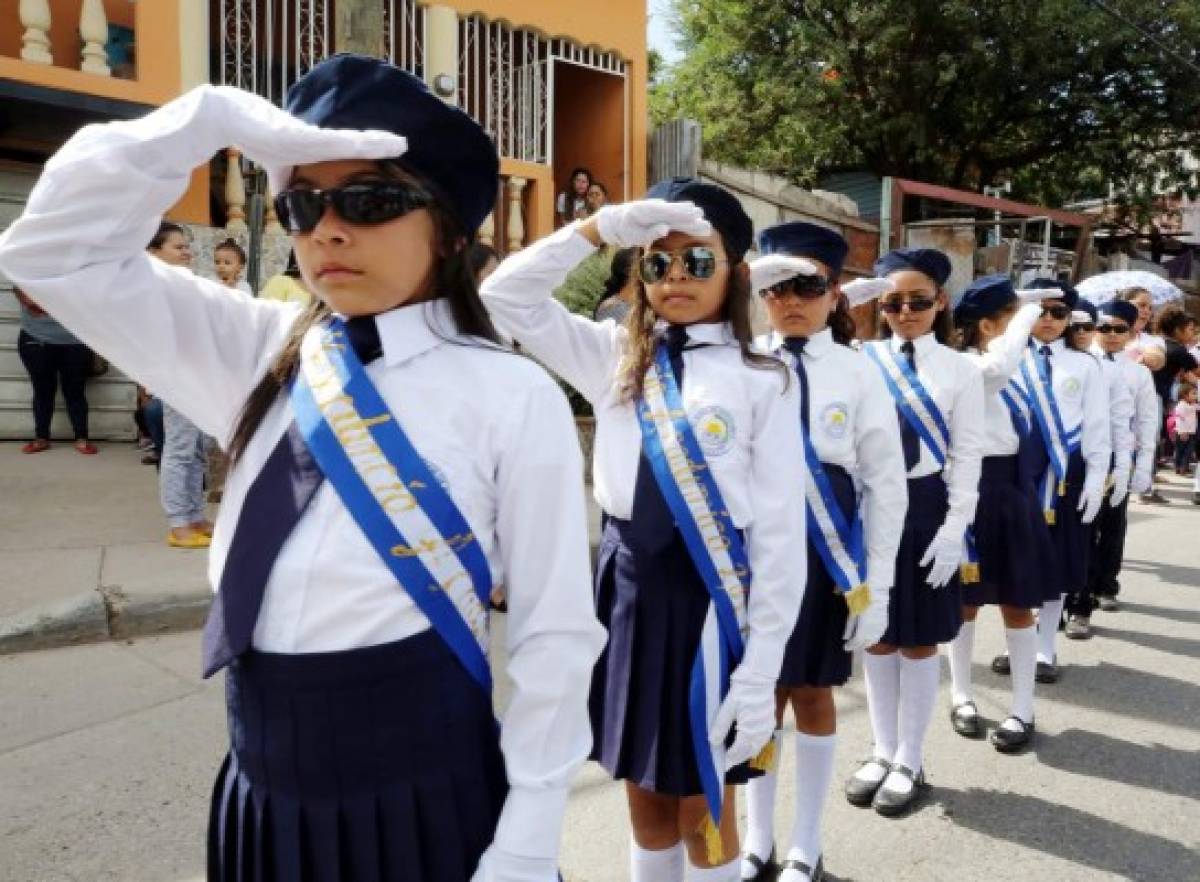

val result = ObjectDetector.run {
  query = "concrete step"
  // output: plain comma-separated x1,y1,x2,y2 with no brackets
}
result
0,402,137,441
0,342,132,383
0,316,19,346
0,289,18,321
0,373,137,409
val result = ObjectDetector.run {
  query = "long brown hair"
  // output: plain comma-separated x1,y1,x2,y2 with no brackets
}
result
617,255,786,400
828,291,858,346
955,300,1018,352
226,160,501,462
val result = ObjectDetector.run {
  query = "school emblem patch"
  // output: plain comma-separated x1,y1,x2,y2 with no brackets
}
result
821,402,850,439
1062,376,1082,398
693,405,737,457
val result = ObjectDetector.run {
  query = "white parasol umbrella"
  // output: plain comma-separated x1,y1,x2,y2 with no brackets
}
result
1076,270,1184,309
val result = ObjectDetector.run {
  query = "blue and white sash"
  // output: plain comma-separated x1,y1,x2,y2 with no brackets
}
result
1019,345,1081,524
999,379,1032,438
635,343,753,853
864,342,951,467
800,431,870,614
290,319,493,691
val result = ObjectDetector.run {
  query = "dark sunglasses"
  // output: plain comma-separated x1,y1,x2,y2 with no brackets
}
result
880,296,937,314
274,183,433,233
638,247,726,284
1071,322,1096,333
1097,323,1130,334
1041,304,1072,320
763,274,830,300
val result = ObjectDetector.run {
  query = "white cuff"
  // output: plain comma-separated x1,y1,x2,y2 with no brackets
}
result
491,786,570,860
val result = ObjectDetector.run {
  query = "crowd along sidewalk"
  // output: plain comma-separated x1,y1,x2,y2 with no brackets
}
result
0,439,605,654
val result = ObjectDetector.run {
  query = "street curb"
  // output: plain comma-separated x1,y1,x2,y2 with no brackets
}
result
0,585,211,656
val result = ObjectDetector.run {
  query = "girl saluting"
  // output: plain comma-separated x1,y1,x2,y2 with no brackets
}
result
0,56,605,882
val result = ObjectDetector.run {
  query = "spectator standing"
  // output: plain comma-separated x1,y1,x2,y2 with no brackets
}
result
13,285,96,455
1173,382,1198,475
556,167,592,226
586,181,609,214
258,252,312,306
147,221,212,548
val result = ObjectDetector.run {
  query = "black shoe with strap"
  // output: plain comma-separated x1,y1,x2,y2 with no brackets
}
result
1035,660,1059,683
872,765,926,817
950,700,983,738
991,653,1011,675
991,716,1035,753
844,758,891,807
779,856,825,881
740,846,777,882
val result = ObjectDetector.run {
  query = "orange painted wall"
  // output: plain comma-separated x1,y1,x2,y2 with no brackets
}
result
553,62,626,203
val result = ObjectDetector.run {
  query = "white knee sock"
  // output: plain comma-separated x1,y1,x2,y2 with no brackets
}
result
741,730,780,870
863,652,901,761
893,654,940,774
632,840,684,882
1037,596,1064,664
784,732,836,870
688,857,740,881
948,620,976,705
1005,625,1037,724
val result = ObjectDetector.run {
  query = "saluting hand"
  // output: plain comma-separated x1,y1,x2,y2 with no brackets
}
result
107,84,408,196
578,199,712,249
748,255,820,293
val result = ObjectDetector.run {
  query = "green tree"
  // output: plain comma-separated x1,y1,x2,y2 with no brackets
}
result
653,0,1200,207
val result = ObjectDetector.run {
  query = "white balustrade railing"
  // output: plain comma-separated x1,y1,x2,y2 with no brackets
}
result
15,0,116,76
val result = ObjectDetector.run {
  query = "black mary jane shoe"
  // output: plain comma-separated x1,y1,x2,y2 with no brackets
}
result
1035,660,1059,684
740,847,777,882
991,653,1011,675
990,716,1035,753
780,856,824,881
950,700,983,738
844,757,891,807
872,764,926,817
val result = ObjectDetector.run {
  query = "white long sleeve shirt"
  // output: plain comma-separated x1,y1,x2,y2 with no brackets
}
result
1023,338,1112,494
868,333,986,536
965,303,1042,457
0,111,606,863
760,328,909,595
1113,352,1160,473
481,224,807,683
1094,350,1135,476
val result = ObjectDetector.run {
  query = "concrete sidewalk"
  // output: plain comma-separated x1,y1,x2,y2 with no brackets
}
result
0,439,606,654
0,441,213,653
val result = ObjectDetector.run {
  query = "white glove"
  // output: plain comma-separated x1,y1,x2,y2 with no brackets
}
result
593,199,712,248
1109,468,1131,507
919,525,964,589
1078,485,1104,523
471,848,557,882
1130,465,1153,495
1015,288,1053,304
842,277,896,308
708,672,776,770
116,85,409,197
748,254,819,292
843,587,890,651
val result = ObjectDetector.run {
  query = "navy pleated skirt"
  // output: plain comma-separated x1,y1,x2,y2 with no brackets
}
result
962,455,1058,609
879,474,963,648
589,517,759,796
778,464,854,688
208,631,507,882
1046,451,1090,595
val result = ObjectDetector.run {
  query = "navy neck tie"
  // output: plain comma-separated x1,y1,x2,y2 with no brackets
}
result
1040,344,1054,379
628,326,694,553
1106,352,1115,362
783,337,811,437
898,341,921,471
201,316,383,678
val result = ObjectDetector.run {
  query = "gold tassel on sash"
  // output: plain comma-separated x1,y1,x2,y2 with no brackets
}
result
1044,509,1056,526
748,734,778,773
960,562,981,584
698,813,725,865
1057,479,1067,496
843,583,871,616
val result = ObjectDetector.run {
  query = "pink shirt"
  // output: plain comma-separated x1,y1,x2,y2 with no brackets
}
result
1175,399,1198,435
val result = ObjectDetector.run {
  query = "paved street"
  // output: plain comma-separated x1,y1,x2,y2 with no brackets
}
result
2,470,1198,881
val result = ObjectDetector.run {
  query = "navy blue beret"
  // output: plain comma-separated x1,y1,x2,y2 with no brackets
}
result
1100,299,1139,327
873,247,952,286
953,273,1016,324
645,177,754,263
285,54,499,234
757,222,849,276
1027,277,1079,309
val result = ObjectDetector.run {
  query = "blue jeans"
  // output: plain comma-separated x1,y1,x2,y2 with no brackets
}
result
159,401,208,528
